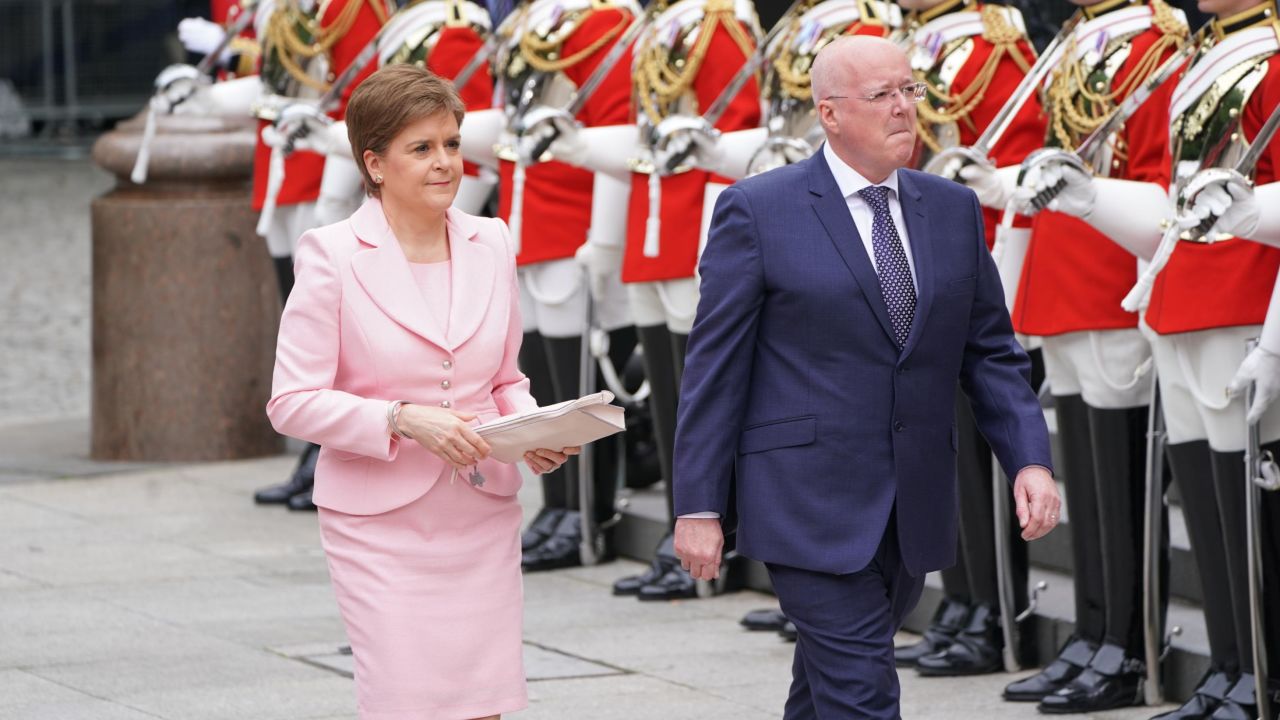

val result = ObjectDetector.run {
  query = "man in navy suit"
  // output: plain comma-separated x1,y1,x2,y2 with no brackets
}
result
672,36,1061,719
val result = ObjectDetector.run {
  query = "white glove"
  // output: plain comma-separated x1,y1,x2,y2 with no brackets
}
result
177,17,229,58
1178,179,1258,238
261,123,287,150
574,241,623,301
275,106,340,156
660,121,721,175
1227,345,1280,425
958,162,1013,209
517,109,585,165
1013,161,1096,218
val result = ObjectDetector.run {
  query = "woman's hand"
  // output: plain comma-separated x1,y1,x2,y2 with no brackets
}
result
524,446,580,475
395,404,491,469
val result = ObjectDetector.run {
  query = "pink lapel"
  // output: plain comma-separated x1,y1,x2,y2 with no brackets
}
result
444,207,496,349
348,199,495,351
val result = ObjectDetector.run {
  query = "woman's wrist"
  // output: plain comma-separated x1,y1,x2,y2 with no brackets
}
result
387,400,414,439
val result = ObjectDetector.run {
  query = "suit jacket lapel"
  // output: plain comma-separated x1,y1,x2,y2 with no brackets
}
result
807,153,897,347
349,199,450,350
444,208,495,349
897,170,935,361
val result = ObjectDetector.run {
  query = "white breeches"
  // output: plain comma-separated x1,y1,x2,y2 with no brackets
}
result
1041,328,1154,409
1148,324,1280,450
626,277,700,335
262,202,317,259
518,258,631,337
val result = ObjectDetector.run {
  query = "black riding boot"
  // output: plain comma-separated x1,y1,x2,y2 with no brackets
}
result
519,331,571,554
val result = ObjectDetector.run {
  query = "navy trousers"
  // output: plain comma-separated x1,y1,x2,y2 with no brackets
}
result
767,511,925,720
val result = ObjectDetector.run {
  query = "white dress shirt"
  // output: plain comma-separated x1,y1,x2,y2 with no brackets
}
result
821,142,918,291
679,147,921,521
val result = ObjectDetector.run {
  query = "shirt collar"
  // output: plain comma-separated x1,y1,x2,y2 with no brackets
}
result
822,142,900,201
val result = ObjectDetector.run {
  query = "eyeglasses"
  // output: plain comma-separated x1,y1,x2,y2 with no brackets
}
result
825,82,928,105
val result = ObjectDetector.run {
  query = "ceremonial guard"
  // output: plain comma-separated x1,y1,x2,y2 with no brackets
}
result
1020,1,1280,716
164,0,391,508
539,0,764,598
1002,1,1188,712
265,0,498,222
459,0,644,572
884,0,1045,677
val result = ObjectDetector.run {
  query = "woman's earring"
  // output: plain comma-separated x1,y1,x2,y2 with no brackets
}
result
374,175,383,184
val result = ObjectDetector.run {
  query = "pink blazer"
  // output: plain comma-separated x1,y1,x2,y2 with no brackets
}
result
266,198,538,516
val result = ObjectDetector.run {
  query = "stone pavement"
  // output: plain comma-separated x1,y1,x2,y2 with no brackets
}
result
0,453,1173,720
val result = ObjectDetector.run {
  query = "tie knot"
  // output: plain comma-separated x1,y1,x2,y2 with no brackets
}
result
858,185,890,209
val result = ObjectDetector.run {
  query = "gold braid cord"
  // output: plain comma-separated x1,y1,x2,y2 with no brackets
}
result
636,0,757,125
518,4,631,74
914,5,1032,153
1045,0,1185,153
770,13,813,101
265,0,388,92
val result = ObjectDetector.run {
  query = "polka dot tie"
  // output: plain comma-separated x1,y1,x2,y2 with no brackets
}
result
858,185,916,349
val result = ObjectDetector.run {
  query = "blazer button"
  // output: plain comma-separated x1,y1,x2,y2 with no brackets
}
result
893,421,904,432
441,380,451,389
442,360,452,370
441,400,452,409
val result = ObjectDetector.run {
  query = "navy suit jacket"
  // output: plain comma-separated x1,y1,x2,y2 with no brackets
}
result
672,150,1053,577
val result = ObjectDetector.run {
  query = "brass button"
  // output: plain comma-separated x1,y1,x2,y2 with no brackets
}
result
441,400,452,409
442,380,451,390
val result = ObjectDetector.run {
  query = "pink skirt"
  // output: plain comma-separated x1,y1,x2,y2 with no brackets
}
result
318,473,527,720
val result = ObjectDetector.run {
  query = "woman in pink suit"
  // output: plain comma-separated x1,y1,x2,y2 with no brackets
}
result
267,64,576,720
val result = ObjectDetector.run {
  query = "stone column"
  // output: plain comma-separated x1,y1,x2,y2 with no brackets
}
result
90,113,283,461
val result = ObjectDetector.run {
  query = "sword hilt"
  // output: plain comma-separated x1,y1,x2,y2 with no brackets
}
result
1015,580,1048,623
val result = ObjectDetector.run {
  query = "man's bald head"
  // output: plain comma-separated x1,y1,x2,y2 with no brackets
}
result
811,35,918,184
810,35,906,104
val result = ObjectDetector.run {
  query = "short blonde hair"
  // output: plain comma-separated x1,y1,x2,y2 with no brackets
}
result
345,64,466,197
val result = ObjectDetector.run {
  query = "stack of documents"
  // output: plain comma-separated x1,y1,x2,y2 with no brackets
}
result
475,391,625,463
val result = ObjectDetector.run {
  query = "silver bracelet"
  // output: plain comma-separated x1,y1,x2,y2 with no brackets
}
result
386,400,413,440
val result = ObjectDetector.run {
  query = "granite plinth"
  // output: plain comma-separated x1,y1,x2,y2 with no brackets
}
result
89,112,282,461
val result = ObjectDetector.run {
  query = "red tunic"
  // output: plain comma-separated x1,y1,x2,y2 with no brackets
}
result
251,0,385,211
425,24,494,177
497,6,637,267
1145,52,1280,335
914,11,1042,249
1013,17,1180,336
621,18,761,284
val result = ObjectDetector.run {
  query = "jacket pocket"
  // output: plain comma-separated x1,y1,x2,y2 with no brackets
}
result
943,275,977,295
739,416,817,455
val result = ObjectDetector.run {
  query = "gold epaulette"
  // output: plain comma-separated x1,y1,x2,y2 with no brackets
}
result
915,4,1031,153
264,0,389,92
636,0,755,125
517,0,630,74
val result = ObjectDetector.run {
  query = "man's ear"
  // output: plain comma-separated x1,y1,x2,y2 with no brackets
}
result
816,101,838,139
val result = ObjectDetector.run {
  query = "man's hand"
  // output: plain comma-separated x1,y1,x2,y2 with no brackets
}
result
1013,466,1060,541
674,517,724,581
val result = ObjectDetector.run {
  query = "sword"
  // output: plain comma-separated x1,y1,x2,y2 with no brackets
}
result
922,10,1084,180
658,0,810,175
577,267,602,566
522,7,657,163
131,3,260,183
1244,337,1277,720
1122,95,1280,311
1141,375,1168,705
1020,32,1201,212
991,461,1047,672
198,2,260,76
